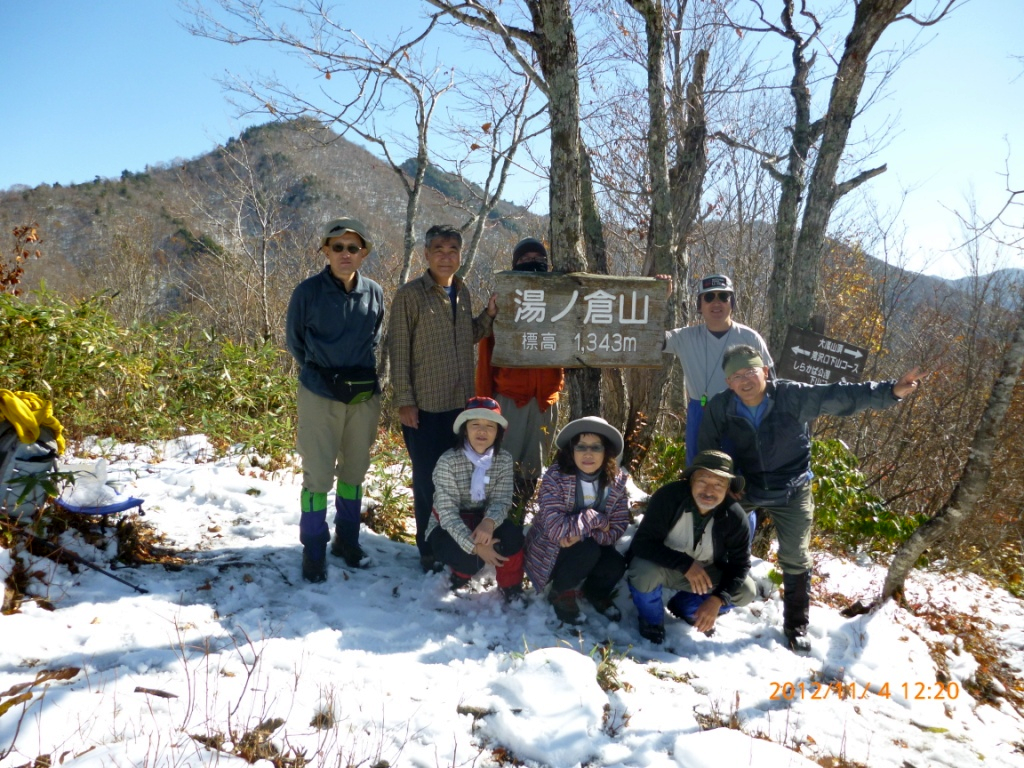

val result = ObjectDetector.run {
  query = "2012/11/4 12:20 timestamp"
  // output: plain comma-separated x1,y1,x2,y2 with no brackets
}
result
768,680,961,701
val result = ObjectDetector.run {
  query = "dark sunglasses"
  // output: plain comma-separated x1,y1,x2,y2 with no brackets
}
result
574,442,605,453
702,291,732,303
330,243,364,254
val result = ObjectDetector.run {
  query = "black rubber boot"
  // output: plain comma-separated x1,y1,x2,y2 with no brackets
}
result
549,589,583,624
782,571,812,653
302,545,328,583
637,616,665,644
332,520,370,568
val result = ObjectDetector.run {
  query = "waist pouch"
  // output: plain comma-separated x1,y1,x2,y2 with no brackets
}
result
310,364,378,404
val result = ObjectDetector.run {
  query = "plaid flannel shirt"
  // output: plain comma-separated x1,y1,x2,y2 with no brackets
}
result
424,447,514,553
389,270,493,413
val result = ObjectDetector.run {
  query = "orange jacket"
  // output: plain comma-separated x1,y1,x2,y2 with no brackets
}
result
476,336,563,411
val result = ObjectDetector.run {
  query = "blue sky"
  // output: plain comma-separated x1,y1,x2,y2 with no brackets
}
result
1,1,1021,279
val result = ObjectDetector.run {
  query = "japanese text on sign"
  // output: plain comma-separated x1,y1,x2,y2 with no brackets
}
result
776,326,868,385
492,272,668,369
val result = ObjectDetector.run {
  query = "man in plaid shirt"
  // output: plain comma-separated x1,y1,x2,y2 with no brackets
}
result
389,224,497,573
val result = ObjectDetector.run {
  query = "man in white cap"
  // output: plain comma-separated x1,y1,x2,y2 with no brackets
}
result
663,274,773,465
286,217,383,582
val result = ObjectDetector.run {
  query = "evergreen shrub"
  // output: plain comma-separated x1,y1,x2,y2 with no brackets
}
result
0,289,295,458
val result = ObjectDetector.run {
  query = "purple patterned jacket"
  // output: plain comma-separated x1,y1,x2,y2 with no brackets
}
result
524,465,630,591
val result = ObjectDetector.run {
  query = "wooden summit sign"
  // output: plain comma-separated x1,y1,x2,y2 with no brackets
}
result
776,326,869,384
490,272,668,368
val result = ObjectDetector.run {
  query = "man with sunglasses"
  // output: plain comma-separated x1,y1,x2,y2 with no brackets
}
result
286,217,384,582
663,275,773,465
699,344,922,652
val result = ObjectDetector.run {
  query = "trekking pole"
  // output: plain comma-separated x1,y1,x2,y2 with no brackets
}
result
23,531,149,595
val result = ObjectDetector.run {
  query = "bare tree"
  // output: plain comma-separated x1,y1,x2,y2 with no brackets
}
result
424,0,604,416
882,307,1023,601
432,70,547,278
91,215,170,326
186,1,455,284
187,1,541,289
176,139,307,344
618,1,712,467
717,0,958,354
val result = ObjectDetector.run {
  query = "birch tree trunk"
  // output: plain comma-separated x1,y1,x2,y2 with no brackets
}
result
527,0,601,416
621,0,708,467
882,311,1024,601
760,0,949,354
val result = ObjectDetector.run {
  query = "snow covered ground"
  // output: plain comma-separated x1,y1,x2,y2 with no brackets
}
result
2,435,1022,768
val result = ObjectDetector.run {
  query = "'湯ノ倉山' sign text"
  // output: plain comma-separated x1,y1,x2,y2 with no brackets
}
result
490,272,669,368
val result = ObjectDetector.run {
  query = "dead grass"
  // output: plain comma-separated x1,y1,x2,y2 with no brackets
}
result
908,601,1024,715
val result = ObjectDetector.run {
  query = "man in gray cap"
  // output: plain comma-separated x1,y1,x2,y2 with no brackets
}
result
476,237,564,515
663,274,773,466
286,217,384,582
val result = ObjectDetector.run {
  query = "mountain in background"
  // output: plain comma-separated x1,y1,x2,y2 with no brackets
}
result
1,118,1018,329
0,119,543,310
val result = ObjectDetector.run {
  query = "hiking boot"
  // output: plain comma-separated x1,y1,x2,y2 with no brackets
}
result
548,589,584,625
587,593,622,622
637,616,665,644
501,583,525,604
331,537,370,569
302,551,327,584
785,628,811,654
420,554,444,574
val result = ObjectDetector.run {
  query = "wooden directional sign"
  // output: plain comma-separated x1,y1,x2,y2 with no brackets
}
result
490,272,669,368
776,326,868,384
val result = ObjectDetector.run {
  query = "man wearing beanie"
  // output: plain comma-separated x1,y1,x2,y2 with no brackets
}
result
476,237,564,515
286,217,384,582
699,343,922,652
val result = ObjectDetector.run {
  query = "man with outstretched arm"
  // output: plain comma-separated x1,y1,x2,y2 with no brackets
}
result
698,343,922,652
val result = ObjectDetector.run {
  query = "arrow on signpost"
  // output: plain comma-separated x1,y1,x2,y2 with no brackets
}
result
792,346,810,357
842,347,863,358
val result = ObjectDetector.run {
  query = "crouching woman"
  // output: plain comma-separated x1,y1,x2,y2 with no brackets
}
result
524,417,630,624
627,450,756,644
424,397,525,601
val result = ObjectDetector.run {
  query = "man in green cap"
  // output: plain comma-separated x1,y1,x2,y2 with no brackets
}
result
699,343,922,651
286,217,384,582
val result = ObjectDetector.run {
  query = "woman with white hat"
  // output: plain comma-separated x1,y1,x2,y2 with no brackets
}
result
424,397,525,601
524,416,631,624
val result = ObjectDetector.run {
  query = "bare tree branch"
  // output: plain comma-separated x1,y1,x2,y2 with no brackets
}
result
834,163,888,199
